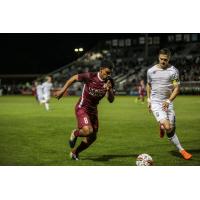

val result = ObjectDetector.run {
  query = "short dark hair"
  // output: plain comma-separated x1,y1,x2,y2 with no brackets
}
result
46,75,52,80
100,59,114,70
159,48,171,57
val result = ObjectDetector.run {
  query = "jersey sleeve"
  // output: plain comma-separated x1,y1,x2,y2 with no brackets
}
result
78,72,91,83
171,68,180,85
147,70,151,84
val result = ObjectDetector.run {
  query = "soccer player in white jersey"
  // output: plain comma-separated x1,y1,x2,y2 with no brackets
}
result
35,81,44,104
41,76,53,111
146,48,192,160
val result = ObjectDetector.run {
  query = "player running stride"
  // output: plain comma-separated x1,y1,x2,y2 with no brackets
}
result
41,76,53,111
55,60,115,160
135,79,146,103
146,48,192,160
35,81,44,104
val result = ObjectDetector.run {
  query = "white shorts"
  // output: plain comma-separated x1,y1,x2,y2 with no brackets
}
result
151,101,175,125
43,94,50,102
37,95,44,103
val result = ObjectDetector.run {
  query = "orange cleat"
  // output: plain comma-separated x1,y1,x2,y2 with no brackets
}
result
180,150,192,160
159,124,165,138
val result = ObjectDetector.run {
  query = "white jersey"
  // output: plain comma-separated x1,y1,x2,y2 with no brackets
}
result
147,65,180,102
42,81,53,98
36,84,43,101
36,85,43,96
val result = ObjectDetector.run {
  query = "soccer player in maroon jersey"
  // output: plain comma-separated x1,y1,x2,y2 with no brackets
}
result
55,60,115,160
137,79,146,103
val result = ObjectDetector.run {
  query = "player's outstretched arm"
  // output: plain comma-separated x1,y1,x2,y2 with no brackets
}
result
55,75,78,100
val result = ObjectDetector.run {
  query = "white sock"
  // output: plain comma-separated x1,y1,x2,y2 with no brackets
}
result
168,133,184,152
45,103,49,111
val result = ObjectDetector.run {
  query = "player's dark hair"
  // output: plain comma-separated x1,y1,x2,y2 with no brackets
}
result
45,75,52,81
159,48,171,57
100,59,114,70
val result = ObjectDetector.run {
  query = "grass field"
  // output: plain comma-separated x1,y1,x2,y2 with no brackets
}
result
0,95,200,166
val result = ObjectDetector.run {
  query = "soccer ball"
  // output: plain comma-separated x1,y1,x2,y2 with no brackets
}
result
136,153,153,166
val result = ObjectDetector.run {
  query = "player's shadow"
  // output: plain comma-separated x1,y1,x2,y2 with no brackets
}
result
83,154,139,162
169,149,200,158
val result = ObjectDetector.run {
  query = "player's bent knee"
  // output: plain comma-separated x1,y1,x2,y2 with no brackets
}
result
165,126,171,132
82,126,93,136
161,122,171,131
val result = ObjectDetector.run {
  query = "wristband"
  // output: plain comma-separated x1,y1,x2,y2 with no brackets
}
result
166,99,171,104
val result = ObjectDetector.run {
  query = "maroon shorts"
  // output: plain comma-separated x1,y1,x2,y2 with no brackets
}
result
75,105,99,133
139,91,145,96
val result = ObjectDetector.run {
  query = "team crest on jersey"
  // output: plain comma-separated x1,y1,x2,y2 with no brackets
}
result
152,71,157,74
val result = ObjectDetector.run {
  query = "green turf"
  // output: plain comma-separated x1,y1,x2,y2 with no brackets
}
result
0,95,200,166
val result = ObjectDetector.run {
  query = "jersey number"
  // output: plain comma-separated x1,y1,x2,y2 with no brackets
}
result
84,117,89,124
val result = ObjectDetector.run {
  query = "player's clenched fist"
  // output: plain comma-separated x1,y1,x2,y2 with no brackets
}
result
54,90,65,100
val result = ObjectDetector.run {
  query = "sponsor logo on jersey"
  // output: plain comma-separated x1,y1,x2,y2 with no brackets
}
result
88,87,105,97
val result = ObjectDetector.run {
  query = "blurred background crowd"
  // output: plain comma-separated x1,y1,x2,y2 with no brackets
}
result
1,33,200,96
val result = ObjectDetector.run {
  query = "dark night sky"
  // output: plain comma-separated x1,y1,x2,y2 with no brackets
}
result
0,33,100,74
0,33,140,75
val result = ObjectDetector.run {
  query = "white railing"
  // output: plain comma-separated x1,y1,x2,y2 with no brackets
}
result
180,81,200,95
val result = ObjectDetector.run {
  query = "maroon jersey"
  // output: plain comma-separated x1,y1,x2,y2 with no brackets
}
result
76,72,107,111
138,84,145,96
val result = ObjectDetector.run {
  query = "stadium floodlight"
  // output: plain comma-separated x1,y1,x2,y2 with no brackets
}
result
74,48,79,52
79,48,84,52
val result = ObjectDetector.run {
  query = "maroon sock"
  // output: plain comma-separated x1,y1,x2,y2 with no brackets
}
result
75,141,90,154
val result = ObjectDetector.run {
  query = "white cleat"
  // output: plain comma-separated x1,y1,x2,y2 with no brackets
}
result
70,152,79,160
69,129,77,148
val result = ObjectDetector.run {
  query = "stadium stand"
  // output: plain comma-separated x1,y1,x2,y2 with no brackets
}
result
1,34,200,95
47,34,200,96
